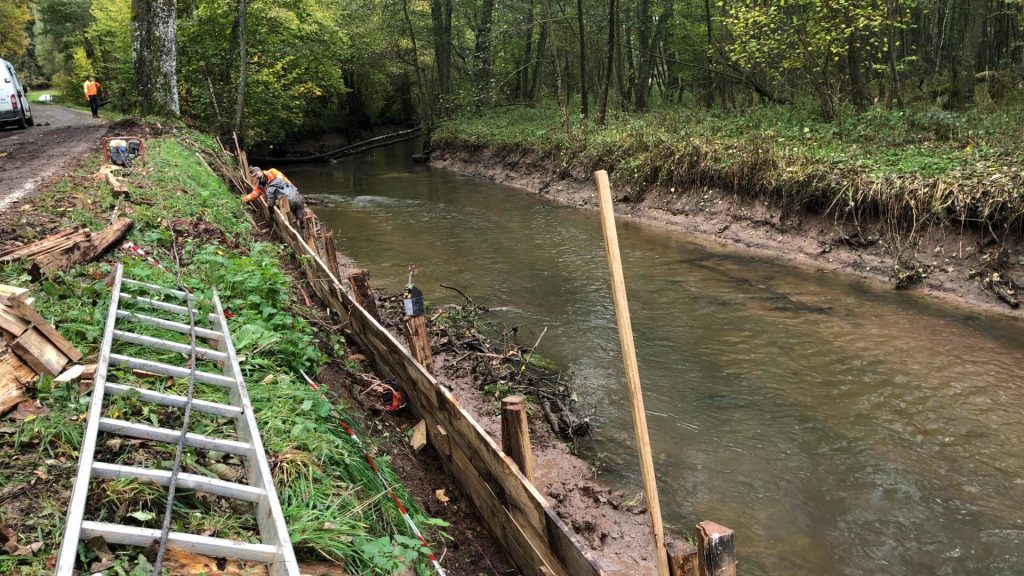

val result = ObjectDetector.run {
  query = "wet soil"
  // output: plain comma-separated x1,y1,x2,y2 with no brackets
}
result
0,105,109,210
432,146,1024,320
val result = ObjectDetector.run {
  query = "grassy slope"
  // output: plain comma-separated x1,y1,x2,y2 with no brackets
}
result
434,103,1024,231
0,129,440,574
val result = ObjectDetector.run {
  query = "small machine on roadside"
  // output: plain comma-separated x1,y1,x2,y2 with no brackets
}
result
101,136,145,167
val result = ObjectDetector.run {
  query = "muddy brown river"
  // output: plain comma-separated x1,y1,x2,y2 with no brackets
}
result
288,141,1024,576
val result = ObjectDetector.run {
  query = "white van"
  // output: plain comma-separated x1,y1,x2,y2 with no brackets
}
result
0,58,33,130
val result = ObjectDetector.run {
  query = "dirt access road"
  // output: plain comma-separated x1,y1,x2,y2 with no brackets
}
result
0,105,108,210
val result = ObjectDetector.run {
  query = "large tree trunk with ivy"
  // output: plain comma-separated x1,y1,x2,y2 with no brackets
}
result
131,0,179,116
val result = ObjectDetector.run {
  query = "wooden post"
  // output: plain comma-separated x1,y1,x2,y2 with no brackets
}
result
347,269,380,321
500,396,535,483
403,315,434,374
667,539,700,576
697,521,736,576
302,213,318,253
323,231,339,273
594,169,670,576
275,197,290,232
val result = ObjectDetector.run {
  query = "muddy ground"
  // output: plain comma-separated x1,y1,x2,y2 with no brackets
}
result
0,104,109,210
432,146,1024,320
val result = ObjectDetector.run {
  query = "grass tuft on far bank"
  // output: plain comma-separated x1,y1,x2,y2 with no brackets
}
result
0,126,441,575
434,103,1024,231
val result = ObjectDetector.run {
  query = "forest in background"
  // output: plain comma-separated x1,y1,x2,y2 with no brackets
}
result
2,0,1023,145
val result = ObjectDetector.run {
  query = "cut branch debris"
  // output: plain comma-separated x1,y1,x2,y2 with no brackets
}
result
0,218,133,272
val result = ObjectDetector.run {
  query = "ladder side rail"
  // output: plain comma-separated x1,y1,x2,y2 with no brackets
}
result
55,264,125,576
211,289,301,576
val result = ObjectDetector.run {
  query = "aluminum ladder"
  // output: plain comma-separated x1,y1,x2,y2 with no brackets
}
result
56,264,299,576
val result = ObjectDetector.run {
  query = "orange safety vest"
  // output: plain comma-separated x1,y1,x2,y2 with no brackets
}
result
83,81,101,98
242,168,292,203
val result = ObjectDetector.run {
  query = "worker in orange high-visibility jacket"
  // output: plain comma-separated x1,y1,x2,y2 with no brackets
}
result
243,166,307,221
83,77,101,118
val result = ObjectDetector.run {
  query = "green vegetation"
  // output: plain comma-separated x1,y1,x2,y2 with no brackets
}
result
0,129,442,575
436,102,1024,230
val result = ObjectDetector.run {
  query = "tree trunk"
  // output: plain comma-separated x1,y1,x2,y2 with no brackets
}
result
402,0,432,124
431,0,453,101
521,1,536,99
131,0,179,116
847,36,867,111
233,0,248,142
596,0,615,124
529,21,548,101
951,0,987,108
474,0,495,88
543,0,570,134
576,0,589,116
634,0,652,111
703,0,713,109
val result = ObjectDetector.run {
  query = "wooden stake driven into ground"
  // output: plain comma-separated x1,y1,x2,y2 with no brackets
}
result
594,169,670,576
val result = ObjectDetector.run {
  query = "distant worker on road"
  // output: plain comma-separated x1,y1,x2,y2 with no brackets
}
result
83,76,101,118
243,166,307,221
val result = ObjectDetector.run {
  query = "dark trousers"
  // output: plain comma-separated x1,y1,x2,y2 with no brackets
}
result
88,95,99,117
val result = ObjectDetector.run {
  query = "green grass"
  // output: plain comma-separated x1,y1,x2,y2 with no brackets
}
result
434,103,1024,232
0,127,441,574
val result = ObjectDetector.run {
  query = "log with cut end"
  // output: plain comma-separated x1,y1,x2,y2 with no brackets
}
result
0,349,36,416
32,218,133,272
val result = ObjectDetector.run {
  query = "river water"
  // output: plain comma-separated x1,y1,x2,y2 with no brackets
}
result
286,141,1024,576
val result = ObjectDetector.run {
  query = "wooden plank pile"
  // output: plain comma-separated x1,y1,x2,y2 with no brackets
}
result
0,285,82,416
0,218,132,272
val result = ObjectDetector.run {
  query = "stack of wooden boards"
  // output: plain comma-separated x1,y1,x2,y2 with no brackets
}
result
0,218,132,272
0,285,82,416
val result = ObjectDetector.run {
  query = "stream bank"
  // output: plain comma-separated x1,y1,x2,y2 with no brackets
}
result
432,143,1024,319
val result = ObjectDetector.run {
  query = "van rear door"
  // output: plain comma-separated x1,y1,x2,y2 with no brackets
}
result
0,63,14,114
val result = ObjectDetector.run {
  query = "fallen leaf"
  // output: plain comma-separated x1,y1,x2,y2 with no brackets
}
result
89,560,115,572
127,511,155,522
87,536,114,561
434,489,449,505
13,541,43,556
33,469,49,481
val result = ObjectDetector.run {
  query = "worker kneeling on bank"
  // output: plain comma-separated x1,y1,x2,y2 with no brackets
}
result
243,166,307,221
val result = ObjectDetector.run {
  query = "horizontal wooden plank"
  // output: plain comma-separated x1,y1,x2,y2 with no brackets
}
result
11,326,69,376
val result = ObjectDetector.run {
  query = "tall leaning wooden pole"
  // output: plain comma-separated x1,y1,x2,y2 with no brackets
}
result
594,170,670,576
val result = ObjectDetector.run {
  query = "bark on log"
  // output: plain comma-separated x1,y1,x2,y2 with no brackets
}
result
347,269,380,322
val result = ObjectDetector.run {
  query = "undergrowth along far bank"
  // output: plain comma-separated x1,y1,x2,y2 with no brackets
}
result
0,127,443,575
433,103,1024,236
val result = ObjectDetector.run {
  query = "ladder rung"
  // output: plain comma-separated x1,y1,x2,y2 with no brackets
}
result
92,462,263,502
119,293,217,322
110,354,235,388
116,310,222,340
121,278,195,301
98,418,251,456
105,383,242,418
79,521,279,563
113,330,226,362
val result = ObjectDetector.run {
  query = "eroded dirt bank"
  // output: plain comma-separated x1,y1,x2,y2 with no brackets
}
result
432,145,1024,319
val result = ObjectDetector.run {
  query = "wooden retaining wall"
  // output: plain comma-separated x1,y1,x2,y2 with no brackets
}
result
255,199,607,576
